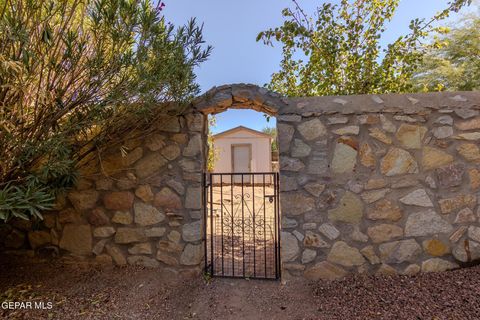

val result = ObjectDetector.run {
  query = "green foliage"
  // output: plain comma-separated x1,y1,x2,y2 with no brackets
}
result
0,0,211,221
257,0,472,97
206,115,218,172
412,8,480,91
262,127,278,152
202,271,212,283
0,181,55,221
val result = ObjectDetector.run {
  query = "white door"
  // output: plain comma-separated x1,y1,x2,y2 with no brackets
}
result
232,144,251,183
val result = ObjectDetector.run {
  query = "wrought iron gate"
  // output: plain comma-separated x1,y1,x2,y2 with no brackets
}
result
204,172,281,280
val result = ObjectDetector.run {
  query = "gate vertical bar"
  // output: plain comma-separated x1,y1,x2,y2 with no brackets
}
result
252,174,256,278
220,174,224,275
273,172,279,279
263,173,267,277
277,172,281,279
203,172,208,273
209,173,214,275
231,175,234,277
241,174,245,277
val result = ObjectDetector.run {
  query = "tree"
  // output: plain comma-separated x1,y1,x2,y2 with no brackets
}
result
262,127,278,152
257,0,472,97
0,0,211,221
412,9,480,91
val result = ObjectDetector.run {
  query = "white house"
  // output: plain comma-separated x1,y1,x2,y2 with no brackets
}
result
212,126,272,183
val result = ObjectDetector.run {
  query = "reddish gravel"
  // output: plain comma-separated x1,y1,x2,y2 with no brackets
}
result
1,255,480,319
311,268,480,320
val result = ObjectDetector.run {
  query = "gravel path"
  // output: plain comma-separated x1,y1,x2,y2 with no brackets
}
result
1,255,480,319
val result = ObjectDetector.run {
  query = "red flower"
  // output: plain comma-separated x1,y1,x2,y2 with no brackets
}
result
157,1,166,11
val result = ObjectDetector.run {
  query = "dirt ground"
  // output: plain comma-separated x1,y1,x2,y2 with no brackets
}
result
1,255,480,320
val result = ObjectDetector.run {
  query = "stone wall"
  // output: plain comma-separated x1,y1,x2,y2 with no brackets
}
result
1,112,207,278
2,83,480,282
277,91,480,281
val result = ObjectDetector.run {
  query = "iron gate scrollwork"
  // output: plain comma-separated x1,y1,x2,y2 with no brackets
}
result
204,172,281,280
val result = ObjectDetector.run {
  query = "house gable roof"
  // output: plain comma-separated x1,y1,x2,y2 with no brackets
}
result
213,126,272,139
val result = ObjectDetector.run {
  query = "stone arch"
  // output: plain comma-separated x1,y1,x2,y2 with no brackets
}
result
192,83,288,180
192,83,287,116
193,83,287,279
192,83,289,176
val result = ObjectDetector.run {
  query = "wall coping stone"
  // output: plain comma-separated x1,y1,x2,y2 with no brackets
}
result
192,83,480,117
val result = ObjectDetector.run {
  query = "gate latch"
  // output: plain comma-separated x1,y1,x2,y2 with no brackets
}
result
265,195,275,203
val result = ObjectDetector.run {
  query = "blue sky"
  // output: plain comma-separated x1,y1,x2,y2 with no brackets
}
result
163,0,470,133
